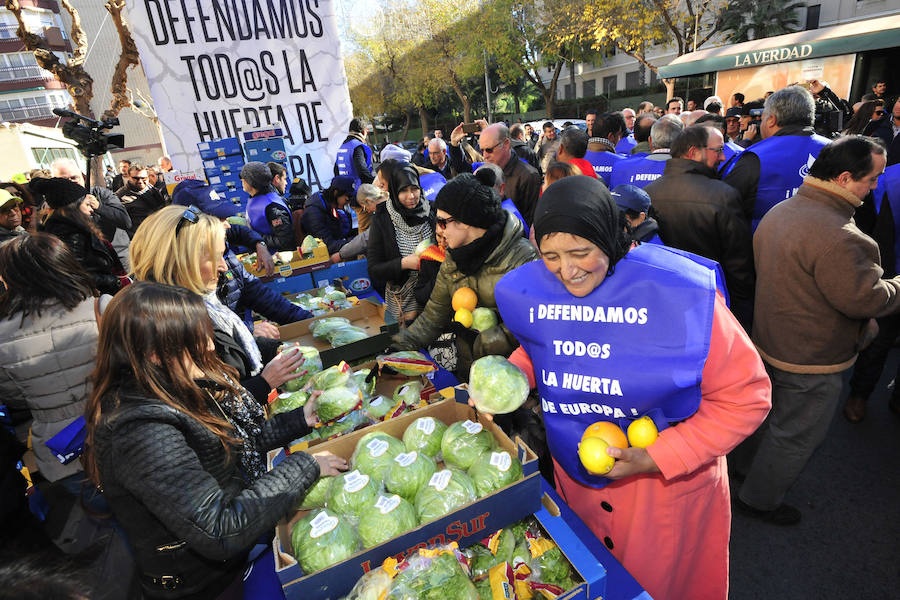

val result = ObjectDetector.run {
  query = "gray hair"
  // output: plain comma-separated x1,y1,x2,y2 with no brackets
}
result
474,162,504,195
49,157,81,176
494,123,510,142
428,137,447,152
649,114,684,150
764,86,815,128
356,183,385,205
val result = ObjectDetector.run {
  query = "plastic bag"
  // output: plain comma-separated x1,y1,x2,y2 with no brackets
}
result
269,390,309,418
310,317,351,340
377,351,437,376
328,325,369,347
385,546,478,600
278,344,322,392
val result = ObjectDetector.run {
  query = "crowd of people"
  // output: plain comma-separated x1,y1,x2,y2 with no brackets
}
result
0,74,897,600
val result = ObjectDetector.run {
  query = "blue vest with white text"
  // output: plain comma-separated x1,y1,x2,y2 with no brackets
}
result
727,133,829,231
502,199,527,233
873,164,900,275
419,171,447,202
247,192,290,236
495,243,715,488
584,151,627,187
335,139,373,189
609,156,668,189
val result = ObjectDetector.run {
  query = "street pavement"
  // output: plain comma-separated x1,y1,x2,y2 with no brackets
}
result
729,352,900,599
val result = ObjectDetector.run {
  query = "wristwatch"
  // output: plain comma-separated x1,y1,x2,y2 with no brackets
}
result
257,241,267,249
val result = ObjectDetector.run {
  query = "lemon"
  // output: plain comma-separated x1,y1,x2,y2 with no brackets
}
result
454,308,473,328
627,416,659,448
578,436,615,475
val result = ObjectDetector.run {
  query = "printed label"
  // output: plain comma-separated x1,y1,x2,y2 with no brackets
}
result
369,396,384,408
490,451,512,472
366,438,389,457
462,420,483,435
395,452,417,467
343,470,369,493
308,511,339,539
416,417,436,435
429,469,452,491
278,392,292,399
375,494,402,515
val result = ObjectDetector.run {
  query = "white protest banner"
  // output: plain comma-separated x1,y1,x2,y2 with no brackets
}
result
125,0,352,190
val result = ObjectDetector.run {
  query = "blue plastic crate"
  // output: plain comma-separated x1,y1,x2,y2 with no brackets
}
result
197,136,242,160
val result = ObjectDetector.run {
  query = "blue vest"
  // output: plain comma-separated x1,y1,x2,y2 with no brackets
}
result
335,139,373,189
502,199,528,233
873,164,900,275
725,133,829,231
609,156,668,189
615,134,637,155
247,192,290,236
495,244,715,488
584,151,627,187
419,171,447,202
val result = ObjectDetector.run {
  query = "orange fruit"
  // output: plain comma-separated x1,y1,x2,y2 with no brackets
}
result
579,437,615,475
451,287,478,312
627,416,659,448
581,421,628,449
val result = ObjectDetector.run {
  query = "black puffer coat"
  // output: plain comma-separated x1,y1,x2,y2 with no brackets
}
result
40,213,125,296
93,381,319,599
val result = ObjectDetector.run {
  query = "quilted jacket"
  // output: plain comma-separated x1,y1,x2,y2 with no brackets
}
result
93,380,319,599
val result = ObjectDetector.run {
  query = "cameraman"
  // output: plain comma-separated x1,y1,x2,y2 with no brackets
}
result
736,101,764,149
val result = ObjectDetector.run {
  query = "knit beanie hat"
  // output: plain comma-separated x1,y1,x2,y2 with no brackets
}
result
239,161,274,194
433,173,504,229
28,177,87,209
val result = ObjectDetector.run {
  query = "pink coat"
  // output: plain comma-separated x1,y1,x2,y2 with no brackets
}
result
509,294,771,600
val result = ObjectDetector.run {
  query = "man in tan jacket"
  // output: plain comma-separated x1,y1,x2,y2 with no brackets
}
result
736,135,892,525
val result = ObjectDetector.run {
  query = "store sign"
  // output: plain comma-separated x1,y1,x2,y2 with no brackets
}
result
125,0,352,191
733,44,814,67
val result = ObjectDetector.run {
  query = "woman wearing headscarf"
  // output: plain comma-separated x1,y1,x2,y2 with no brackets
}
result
31,177,128,296
492,176,771,600
392,173,537,375
366,162,434,324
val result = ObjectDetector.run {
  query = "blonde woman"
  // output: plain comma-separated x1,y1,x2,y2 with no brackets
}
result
129,205,305,402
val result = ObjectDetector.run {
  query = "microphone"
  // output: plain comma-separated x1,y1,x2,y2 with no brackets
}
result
53,107,101,126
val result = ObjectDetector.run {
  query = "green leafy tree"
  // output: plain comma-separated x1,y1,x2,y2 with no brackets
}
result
717,0,806,43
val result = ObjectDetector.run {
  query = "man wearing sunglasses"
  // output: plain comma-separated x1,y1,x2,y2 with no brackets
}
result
866,97,900,166
115,163,166,237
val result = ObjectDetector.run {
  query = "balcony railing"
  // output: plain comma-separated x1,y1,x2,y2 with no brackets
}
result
0,65,46,82
0,103,55,122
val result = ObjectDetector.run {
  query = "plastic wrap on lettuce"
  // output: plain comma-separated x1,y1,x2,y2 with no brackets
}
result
441,420,495,470
385,548,478,600
269,390,309,418
357,494,418,548
277,344,322,392
291,509,359,574
317,409,369,440
353,368,377,398
414,468,476,524
315,386,362,423
468,355,529,415
384,451,436,503
310,317,351,340
377,350,437,376
328,325,369,347
467,450,523,497
402,416,448,458
351,431,405,481
295,476,332,511
325,470,378,518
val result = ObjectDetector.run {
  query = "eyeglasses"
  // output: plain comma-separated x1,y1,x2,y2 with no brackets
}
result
480,140,504,154
435,216,456,228
175,205,200,235
704,146,725,155
875,110,887,116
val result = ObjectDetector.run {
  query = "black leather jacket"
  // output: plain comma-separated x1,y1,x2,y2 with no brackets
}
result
40,214,124,296
94,381,319,599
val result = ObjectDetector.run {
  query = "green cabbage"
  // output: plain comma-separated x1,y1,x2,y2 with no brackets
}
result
467,450,523,497
363,395,396,421
351,432,405,481
414,468,476,524
316,386,361,423
310,317,351,340
269,390,309,417
384,451,436,502
278,345,323,392
325,470,378,517
328,325,369,347
291,509,359,574
353,369,376,398
441,420,494,470
357,494,418,548
470,307,498,332
468,355,529,415
300,235,318,254
393,381,423,408
402,416,448,458
295,476,332,511
323,289,347,303
317,409,368,439
310,364,352,391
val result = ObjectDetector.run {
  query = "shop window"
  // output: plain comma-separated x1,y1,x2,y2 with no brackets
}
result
583,79,596,97
806,5,821,30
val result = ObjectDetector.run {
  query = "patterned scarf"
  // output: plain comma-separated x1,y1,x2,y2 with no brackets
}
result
384,199,432,319
204,292,263,375
202,379,267,481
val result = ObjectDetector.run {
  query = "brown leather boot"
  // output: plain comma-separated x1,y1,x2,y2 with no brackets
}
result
843,394,867,423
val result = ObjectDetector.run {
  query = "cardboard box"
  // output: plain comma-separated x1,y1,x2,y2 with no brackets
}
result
271,397,541,600
277,299,398,367
244,137,288,163
197,136,242,160
203,154,246,178
240,242,331,279
534,483,608,600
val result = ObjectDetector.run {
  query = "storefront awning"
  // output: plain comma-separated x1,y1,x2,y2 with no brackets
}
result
658,15,900,78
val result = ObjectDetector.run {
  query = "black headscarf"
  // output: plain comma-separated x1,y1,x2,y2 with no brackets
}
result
533,176,630,273
387,163,429,226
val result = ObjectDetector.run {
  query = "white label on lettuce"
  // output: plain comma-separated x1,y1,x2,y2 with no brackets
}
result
278,392,292,399
429,469,452,491
398,385,409,397
308,511,339,539
462,420,483,435
490,451,512,472
343,470,369,493
395,452,417,467
366,438,389,457
416,417,436,435
369,396,384,408
375,494,402,515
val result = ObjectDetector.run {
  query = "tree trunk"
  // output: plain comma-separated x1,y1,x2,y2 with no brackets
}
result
401,111,411,141
418,106,430,135
664,78,677,101
544,90,555,119
514,94,521,116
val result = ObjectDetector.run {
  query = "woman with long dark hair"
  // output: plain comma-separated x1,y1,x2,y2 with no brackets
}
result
84,282,346,599
30,177,128,296
0,233,98,485
367,161,435,324
842,100,881,135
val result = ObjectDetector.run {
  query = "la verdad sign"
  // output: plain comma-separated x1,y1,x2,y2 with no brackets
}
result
733,44,814,68
126,0,352,191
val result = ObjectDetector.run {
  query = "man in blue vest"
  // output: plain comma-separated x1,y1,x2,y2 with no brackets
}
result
627,113,656,156
723,85,830,230
584,112,628,186
334,118,374,189
609,114,683,189
240,161,296,250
